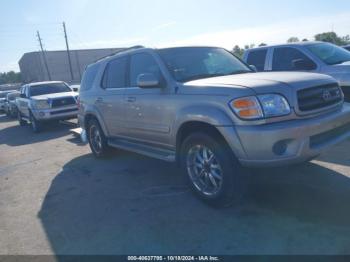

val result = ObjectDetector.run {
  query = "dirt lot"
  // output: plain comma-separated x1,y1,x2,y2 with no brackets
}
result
1,113,350,255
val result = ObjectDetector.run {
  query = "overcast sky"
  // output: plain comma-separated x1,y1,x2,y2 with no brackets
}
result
1,0,350,72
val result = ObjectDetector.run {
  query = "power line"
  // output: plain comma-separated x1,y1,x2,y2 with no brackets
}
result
36,31,52,81
63,22,74,80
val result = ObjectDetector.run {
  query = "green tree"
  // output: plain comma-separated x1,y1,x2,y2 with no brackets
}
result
287,37,300,43
259,43,267,47
0,71,21,84
314,32,350,45
232,45,244,58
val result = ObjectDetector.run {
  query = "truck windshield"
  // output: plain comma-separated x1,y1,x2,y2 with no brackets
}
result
307,43,350,65
157,47,252,82
30,83,72,97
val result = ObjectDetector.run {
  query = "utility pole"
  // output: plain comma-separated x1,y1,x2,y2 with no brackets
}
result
37,31,52,81
63,22,74,81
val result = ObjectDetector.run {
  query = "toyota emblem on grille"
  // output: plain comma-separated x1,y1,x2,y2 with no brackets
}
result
322,90,332,102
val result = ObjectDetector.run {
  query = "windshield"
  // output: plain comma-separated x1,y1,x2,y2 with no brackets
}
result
30,83,72,97
307,43,350,65
157,47,252,82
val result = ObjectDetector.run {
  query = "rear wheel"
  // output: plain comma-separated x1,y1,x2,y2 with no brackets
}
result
87,118,111,158
181,132,245,207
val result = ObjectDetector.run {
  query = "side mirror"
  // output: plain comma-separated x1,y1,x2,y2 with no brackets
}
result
249,65,257,72
72,87,79,92
292,59,316,71
20,93,26,98
137,73,160,88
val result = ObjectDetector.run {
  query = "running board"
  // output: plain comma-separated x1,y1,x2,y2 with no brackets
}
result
108,138,176,162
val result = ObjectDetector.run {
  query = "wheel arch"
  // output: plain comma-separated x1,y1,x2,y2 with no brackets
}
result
83,111,109,137
175,121,231,163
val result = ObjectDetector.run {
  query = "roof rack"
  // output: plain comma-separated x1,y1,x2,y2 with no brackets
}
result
93,45,145,63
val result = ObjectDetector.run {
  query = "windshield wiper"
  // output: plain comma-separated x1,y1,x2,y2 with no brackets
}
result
182,70,252,82
329,60,350,65
182,73,226,82
226,70,252,75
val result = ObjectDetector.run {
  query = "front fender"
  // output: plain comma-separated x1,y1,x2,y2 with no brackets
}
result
172,105,247,159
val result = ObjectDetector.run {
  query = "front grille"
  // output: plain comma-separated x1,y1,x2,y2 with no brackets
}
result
51,97,76,108
50,108,77,115
310,123,350,148
297,84,343,112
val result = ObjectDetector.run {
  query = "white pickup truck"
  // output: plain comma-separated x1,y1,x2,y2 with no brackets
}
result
17,81,78,132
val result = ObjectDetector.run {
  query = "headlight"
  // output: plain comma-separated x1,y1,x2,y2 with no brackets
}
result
230,94,291,120
257,94,291,117
32,100,50,109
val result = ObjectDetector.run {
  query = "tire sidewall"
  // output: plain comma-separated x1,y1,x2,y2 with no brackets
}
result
30,112,41,133
18,111,26,126
87,118,109,158
181,133,244,207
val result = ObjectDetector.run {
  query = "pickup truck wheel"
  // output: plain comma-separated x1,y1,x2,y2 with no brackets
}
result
30,113,42,133
17,112,27,126
87,118,111,158
181,133,245,208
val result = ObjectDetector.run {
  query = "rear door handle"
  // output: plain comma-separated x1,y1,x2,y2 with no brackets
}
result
95,97,103,103
126,97,136,103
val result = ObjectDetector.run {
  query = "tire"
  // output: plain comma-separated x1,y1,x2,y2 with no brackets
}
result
180,132,246,208
29,112,42,133
18,111,27,126
87,118,111,158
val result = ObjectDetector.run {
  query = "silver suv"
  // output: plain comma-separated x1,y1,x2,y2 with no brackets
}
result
243,41,350,101
78,46,350,206
17,81,78,132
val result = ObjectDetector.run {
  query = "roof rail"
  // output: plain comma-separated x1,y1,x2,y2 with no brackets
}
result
93,45,145,63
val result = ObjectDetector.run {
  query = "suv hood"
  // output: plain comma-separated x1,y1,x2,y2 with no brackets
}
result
31,92,78,100
185,72,336,94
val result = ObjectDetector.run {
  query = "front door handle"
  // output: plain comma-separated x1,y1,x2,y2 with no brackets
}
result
127,97,136,103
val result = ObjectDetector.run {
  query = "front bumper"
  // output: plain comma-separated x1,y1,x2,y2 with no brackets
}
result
32,106,78,121
227,103,350,167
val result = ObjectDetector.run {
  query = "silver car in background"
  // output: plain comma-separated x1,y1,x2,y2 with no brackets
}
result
4,91,20,117
0,90,17,112
243,41,350,101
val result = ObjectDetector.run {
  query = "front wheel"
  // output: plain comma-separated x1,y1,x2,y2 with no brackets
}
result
181,132,245,207
30,112,42,133
18,111,27,126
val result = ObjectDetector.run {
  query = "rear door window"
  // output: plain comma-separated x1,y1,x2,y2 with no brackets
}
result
81,63,100,91
272,47,316,71
246,49,267,71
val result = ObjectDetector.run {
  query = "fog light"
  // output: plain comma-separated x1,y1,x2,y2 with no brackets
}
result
273,141,288,156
